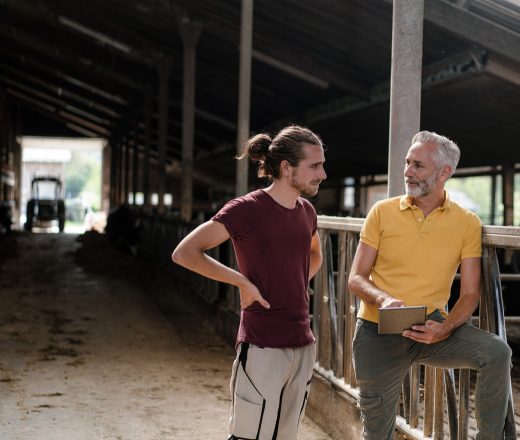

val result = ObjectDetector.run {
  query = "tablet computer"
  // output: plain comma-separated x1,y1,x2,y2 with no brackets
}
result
378,306,427,334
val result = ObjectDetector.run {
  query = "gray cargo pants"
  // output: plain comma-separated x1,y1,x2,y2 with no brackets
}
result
228,342,315,440
352,310,512,440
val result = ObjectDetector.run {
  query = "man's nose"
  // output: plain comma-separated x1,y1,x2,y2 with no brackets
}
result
321,168,327,180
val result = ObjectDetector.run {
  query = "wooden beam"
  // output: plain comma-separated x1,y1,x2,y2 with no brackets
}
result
381,0,520,64
0,23,144,91
0,61,121,120
486,54,520,87
1,75,112,135
307,49,486,124
7,89,104,137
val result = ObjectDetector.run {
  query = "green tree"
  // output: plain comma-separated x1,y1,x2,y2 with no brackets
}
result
64,150,100,209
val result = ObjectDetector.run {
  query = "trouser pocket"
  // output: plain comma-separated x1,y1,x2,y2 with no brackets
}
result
231,362,266,439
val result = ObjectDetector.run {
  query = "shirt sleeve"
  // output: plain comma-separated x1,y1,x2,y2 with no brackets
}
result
211,198,245,239
461,213,482,260
307,200,318,235
360,202,381,250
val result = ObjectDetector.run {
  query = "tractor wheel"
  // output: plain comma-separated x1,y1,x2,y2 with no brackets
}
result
25,200,34,232
58,201,66,232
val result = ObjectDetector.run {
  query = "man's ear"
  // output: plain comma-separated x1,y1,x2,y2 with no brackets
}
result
440,165,452,181
280,160,291,177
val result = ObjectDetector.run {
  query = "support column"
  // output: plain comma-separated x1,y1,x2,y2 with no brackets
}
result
387,0,424,197
132,121,139,205
503,163,515,226
0,89,7,206
490,173,497,225
235,0,253,197
124,139,130,204
180,19,202,222
109,140,117,206
116,142,123,205
157,55,173,213
12,128,21,226
101,141,111,214
143,87,152,209
0,88,6,171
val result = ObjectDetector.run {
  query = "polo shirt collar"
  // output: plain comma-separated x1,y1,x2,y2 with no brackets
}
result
399,191,451,211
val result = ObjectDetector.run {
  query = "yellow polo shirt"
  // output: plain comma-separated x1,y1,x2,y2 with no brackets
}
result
358,192,482,323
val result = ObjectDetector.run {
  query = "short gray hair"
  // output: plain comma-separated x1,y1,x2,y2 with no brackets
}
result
411,131,460,177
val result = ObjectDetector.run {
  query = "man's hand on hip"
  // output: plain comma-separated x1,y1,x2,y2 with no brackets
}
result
239,280,270,310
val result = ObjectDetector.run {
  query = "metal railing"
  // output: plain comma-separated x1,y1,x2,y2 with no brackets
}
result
314,216,520,439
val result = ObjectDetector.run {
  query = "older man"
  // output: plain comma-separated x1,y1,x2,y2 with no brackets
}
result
348,131,512,440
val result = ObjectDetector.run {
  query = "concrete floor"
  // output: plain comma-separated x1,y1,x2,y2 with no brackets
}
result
0,232,331,440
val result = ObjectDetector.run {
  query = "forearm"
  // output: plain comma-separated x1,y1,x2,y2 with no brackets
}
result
348,274,396,307
441,291,479,335
440,257,481,336
173,248,249,289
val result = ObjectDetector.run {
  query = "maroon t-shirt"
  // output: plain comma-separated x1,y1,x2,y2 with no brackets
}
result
212,189,317,348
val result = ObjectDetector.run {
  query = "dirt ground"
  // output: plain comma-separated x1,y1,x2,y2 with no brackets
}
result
0,232,331,440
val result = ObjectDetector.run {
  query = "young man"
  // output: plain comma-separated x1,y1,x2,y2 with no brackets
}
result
348,131,512,440
172,125,327,440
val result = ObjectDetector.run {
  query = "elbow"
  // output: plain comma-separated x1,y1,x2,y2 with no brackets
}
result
347,273,359,294
172,243,200,269
171,246,185,266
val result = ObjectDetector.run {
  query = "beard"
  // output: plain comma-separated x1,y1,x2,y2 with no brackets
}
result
290,174,321,197
405,172,438,197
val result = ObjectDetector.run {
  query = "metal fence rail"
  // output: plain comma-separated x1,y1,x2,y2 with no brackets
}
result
314,216,519,440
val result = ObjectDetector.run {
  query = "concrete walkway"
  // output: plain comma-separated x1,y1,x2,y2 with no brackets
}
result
0,232,331,440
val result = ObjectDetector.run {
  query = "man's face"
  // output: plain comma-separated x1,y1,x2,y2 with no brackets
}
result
289,143,327,197
404,142,441,198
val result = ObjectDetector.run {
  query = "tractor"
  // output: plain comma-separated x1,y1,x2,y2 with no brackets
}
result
24,176,66,232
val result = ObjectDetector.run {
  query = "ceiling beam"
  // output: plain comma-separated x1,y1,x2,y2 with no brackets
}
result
382,0,520,64
252,50,329,89
7,89,105,138
1,75,112,136
486,54,520,87
0,43,132,105
0,61,121,120
307,48,488,123
0,23,144,91
4,0,158,68
168,0,371,97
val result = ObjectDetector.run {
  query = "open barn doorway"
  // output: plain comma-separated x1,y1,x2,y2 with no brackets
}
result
19,137,108,234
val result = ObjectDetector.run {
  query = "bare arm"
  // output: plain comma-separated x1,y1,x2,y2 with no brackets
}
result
403,257,480,344
308,232,323,281
347,242,404,308
171,220,270,309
